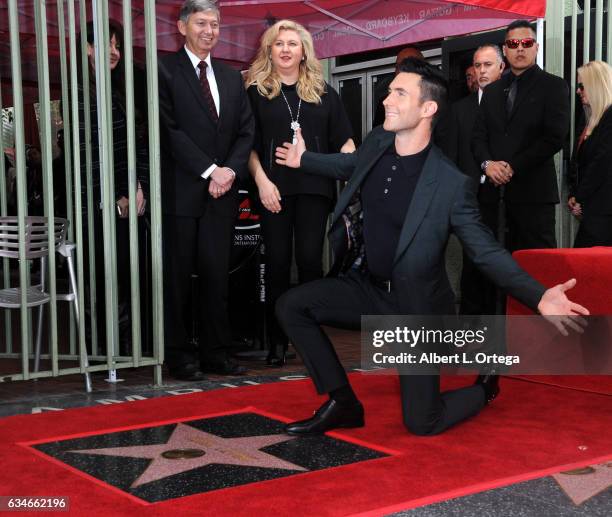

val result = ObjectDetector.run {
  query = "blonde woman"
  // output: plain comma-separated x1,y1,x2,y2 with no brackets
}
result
246,20,354,365
568,60,612,246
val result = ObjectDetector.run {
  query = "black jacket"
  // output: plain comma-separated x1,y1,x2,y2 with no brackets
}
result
301,127,545,315
158,48,254,217
572,106,612,215
442,91,481,194
473,65,570,204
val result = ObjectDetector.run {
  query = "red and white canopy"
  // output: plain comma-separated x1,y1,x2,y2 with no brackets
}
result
0,0,545,104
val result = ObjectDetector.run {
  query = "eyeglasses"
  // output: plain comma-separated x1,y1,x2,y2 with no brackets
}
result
576,82,584,91
504,38,536,49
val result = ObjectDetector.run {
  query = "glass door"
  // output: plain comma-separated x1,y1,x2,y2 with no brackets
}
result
367,68,395,131
336,75,365,146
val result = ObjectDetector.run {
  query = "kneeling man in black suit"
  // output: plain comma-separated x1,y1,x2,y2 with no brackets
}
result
274,58,588,436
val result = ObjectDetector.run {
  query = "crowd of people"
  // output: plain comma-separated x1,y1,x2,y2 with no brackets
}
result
3,0,610,436
155,3,595,436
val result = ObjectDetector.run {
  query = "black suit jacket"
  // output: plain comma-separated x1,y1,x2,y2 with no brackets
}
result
158,48,254,217
573,106,612,215
473,65,569,204
442,92,481,194
301,127,545,315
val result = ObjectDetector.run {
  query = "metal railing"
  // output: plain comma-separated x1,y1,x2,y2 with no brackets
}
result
1,0,609,390
0,0,164,391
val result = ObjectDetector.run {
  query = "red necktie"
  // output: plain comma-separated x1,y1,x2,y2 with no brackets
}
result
197,61,218,123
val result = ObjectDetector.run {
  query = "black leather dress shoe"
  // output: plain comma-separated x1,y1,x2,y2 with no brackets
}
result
285,399,365,435
169,363,205,381
202,358,247,376
475,373,500,404
266,348,287,367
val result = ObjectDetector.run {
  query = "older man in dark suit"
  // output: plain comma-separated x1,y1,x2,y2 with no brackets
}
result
444,44,505,315
274,58,587,437
159,0,254,380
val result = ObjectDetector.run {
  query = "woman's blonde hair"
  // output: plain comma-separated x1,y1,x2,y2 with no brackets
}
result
246,20,325,104
578,60,612,136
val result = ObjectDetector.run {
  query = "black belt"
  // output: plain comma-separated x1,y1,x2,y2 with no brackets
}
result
368,273,393,292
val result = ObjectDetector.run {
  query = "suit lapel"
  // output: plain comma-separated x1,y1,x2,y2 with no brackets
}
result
392,146,439,266
177,49,217,123
331,131,394,225
212,59,226,126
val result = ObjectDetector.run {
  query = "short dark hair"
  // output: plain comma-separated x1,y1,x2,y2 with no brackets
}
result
396,57,448,124
505,20,536,39
85,19,124,48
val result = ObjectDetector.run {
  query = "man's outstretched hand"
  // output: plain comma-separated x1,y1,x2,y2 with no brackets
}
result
537,278,589,336
275,128,306,169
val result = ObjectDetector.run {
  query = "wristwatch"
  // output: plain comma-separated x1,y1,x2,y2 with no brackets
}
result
481,160,491,172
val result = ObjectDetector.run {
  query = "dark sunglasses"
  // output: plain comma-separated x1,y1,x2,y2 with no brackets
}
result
504,38,536,49
576,82,585,91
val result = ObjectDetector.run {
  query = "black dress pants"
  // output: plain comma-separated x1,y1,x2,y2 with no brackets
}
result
83,208,147,353
276,270,487,436
460,202,498,315
162,196,236,369
460,202,556,316
504,202,557,252
574,214,612,247
260,194,331,348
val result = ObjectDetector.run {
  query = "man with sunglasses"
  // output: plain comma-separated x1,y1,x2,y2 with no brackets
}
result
473,20,569,259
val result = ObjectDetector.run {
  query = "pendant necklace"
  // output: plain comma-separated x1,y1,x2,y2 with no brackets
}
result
280,87,302,144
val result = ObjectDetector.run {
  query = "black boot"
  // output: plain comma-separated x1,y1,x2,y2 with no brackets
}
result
266,342,287,367
266,312,288,367
475,372,500,404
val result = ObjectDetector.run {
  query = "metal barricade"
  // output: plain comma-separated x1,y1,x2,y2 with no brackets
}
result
0,0,164,391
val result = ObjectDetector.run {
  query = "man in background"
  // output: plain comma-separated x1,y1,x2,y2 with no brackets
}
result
444,44,505,315
465,65,479,94
473,20,570,256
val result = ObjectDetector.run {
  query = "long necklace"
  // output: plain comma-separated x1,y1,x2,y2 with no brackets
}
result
280,87,302,144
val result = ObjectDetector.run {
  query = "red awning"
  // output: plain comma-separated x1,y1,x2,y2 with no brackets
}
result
210,0,545,63
450,0,546,18
0,0,546,105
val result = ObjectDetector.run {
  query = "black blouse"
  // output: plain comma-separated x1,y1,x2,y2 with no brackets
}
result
78,79,148,212
247,82,353,198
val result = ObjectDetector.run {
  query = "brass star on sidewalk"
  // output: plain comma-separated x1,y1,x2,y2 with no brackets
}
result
69,424,307,488
554,462,612,505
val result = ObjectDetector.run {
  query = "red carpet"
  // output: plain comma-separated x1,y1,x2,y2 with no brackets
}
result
510,375,612,395
506,248,612,397
1,373,612,516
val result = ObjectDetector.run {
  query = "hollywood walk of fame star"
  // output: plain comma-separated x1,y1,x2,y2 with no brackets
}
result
554,462,612,505
68,423,308,488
